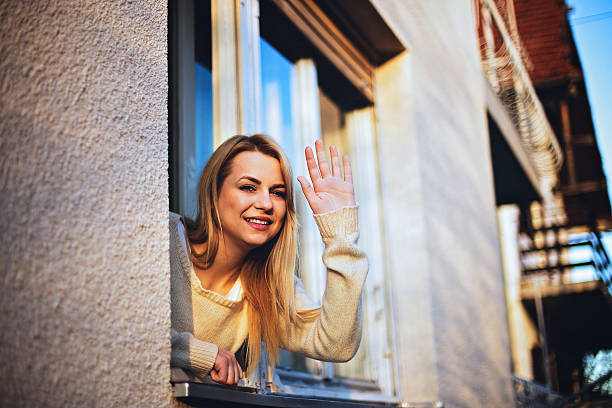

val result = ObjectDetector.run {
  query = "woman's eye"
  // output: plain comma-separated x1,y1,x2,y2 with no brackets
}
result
240,185,256,192
272,190,286,198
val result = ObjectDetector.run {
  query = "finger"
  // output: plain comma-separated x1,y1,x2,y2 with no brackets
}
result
235,358,243,379
330,145,341,177
342,154,353,184
212,365,226,383
315,140,331,177
219,361,228,383
218,353,230,382
233,360,240,384
227,361,235,385
298,176,318,208
229,358,237,384
305,146,321,184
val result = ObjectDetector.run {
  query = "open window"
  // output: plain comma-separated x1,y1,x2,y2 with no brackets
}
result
169,0,404,405
169,0,213,217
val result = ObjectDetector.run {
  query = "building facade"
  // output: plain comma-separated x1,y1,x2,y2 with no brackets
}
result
3,0,597,406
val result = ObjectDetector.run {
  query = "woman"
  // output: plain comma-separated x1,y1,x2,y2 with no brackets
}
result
170,134,367,385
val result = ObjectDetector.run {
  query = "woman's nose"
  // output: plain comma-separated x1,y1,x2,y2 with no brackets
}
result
254,191,273,211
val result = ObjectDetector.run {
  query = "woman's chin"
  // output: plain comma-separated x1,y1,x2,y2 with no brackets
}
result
244,233,282,252
242,236,271,250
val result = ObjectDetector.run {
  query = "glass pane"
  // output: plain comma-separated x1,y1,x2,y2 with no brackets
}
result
182,0,213,218
319,89,348,152
194,61,213,183
260,38,296,163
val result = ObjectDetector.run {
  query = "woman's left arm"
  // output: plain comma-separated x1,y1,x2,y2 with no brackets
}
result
282,205,368,361
284,141,368,362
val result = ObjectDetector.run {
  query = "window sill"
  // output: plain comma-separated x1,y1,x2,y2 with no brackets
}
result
173,381,396,407
273,367,396,404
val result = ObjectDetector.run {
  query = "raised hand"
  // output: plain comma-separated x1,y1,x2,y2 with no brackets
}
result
298,140,356,215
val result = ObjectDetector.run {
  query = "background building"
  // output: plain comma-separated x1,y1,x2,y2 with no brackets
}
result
499,0,612,402
1,0,609,407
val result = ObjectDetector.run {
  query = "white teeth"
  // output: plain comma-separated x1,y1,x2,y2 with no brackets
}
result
245,218,271,225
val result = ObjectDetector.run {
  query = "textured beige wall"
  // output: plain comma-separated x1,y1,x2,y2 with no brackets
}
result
373,0,515,406
0,1,172,406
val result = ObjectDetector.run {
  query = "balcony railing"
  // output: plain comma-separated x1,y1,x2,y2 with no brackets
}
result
512,375,563,408
519,224,612,295
479,0,563,202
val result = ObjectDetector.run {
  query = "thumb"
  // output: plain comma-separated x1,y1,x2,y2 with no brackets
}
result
298,176,317,208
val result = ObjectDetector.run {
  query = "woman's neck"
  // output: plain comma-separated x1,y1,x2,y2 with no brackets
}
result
191,237,247,296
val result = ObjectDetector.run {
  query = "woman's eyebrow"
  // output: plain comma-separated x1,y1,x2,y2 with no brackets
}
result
238,176,261,184
238,176,285,189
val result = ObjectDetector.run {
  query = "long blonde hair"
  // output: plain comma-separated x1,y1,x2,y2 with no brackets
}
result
184,134,299,372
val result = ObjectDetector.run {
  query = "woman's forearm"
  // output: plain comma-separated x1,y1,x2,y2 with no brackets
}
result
170,328,219,376
282,206,368,362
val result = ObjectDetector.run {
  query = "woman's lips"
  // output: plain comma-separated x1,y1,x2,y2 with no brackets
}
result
244,217,272,230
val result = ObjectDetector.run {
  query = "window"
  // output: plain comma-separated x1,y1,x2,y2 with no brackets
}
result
169,0,404,404
260,38,296,162
169,0,212,217
319,90,395,394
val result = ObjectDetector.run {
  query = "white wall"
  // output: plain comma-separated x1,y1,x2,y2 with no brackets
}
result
373,1,515,406
0,1,172,406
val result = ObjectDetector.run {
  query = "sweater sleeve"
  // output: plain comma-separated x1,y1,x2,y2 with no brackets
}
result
171,328,219,376
169,212,220,377
281,205,368,362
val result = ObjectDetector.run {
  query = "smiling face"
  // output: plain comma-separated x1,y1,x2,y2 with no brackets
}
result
217,151,287,253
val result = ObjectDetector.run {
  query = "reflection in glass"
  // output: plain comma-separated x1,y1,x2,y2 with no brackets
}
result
195,61,213,184
260,38,296,163
182,0,213,219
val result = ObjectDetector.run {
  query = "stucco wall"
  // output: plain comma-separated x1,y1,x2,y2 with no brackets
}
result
0,1,171,406
373,0,515,406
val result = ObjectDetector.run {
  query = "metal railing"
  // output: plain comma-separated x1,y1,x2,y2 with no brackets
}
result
519,225,612,295
513,375,563,408
513,371,612,408
479,0,563,203
588,231,612,295
553,369,612,407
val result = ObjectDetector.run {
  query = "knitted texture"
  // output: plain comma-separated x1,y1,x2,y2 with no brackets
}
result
169,206,368,376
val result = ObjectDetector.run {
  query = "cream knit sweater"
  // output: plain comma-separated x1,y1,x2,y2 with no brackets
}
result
169,206,368,377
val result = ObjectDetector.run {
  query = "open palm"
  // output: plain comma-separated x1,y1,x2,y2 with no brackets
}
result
298,140,356,215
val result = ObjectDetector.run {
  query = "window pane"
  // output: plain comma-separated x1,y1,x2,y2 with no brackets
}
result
260,38,296,162
194,61,213,190
171,0,212,218
319,89,348,151
185,1,213,217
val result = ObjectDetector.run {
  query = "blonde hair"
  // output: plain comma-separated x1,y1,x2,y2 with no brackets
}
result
184,134,299,373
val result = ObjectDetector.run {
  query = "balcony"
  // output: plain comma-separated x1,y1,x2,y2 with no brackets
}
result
478,0,563,204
